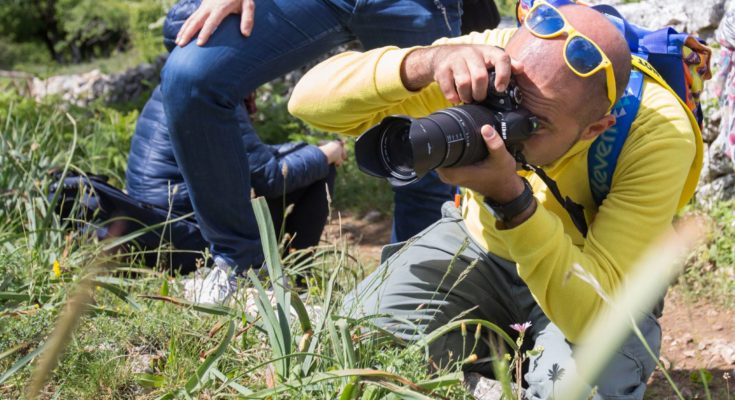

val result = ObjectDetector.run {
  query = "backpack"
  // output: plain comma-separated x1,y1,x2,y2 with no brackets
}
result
49,171,208,273
516,0,710,209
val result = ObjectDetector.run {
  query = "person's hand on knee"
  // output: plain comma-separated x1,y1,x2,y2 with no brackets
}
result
176,0,255,46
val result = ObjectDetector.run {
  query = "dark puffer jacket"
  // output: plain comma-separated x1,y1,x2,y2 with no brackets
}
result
125,0,330,213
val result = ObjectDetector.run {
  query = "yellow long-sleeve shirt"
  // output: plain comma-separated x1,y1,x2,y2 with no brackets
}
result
288,28,703,342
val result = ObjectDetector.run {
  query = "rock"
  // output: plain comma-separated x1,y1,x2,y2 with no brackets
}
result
706,140,735,181
682,333,694,344
29,54,167,107
702,108,722,144
363,210,383,223
697,175,735,208
464,372,523,400
587,0,727,36
706,340,735,364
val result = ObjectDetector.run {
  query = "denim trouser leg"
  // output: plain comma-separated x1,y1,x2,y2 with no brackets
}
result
160,0,462,271
161,1,352,271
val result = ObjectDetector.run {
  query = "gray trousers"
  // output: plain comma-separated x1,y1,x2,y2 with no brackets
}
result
342,202,661,400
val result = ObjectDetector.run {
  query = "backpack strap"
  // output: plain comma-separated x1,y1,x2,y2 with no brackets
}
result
588,69,645,206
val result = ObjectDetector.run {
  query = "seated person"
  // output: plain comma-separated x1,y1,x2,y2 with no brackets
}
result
289,2,702,398
126,84,346,259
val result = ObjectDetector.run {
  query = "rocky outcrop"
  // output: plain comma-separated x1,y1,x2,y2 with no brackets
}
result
587,0,727,37
29,54,167,107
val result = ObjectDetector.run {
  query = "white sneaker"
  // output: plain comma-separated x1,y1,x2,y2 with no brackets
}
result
183,258,238,305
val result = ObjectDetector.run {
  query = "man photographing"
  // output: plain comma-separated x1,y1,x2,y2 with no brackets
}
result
289,2,702,398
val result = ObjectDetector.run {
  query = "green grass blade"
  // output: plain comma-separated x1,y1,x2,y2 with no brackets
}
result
210,367,253,396
290,291,313,333
36,113,77,251
93,280,143,311
138,295,235,316
100,212,196,251
183,320,235,394
246,269,289,377
251,197,292,354
0,342,46,385
414,371,463,390
408,319,517,354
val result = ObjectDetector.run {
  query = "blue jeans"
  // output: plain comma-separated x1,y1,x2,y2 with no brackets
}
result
161,0,461,271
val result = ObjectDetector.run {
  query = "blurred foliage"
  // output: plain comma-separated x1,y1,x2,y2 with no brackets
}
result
0,0,166,70
0,89,138,190
680,200,735,307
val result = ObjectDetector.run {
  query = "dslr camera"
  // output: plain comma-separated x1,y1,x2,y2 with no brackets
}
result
354,71,539,186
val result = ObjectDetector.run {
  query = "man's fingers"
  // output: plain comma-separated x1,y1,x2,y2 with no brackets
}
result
452,62,473,104
240,0,255,36
481,124,505,152
435,69,460,103
490,52,512,92
197,10,227,45
177,11,207,46
467,61,490,102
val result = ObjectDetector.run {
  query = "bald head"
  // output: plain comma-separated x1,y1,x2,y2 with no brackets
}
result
507,4,631,124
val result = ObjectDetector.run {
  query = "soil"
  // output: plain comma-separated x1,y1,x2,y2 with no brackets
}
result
324,211,735,399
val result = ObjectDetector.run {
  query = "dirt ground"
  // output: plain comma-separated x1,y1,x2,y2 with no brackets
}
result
324,211,735,399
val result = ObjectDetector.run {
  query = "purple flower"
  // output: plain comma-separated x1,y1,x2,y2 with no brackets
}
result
510,321,532,334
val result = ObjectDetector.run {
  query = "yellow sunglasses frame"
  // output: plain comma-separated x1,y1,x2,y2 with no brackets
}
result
524,0,617,113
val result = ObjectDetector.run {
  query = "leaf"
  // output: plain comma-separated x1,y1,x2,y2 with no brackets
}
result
100,212,196,252
249,369,438,399
135,372,165,388
0,342,46,385
408,319,517,354
246,269,289,378
290,291,313,334
159,279,169,296
251,197,292,360
415,372,463,390
93,280,142,311
210,367,253,396
690,369,713,385
139,295,235,316
184,320,235,394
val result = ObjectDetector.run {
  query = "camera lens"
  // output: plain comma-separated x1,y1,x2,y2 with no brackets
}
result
353,74,538,187
379,121,415,179
409,104,496,176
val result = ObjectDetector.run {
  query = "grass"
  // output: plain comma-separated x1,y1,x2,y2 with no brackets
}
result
679,201,735,308
0,77,733,399
0,89,469,399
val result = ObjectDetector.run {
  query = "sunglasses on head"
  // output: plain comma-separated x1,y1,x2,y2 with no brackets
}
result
524,0,616,113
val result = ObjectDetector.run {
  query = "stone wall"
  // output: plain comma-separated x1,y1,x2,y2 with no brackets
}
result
29,54,167,107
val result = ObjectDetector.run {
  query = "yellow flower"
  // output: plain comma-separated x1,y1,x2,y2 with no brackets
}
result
52,259,61,278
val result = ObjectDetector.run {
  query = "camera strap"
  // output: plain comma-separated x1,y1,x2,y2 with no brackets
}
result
515,152,589,237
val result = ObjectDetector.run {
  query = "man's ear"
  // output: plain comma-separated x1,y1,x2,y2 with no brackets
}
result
580,114,616,141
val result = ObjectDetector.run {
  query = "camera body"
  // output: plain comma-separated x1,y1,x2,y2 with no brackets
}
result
354,72,539,186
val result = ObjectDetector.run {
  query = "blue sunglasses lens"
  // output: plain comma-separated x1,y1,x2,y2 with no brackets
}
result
565,36,603,74
527,4,564,35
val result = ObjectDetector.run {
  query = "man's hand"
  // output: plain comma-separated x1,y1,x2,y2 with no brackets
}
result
176,0,255,47
401,45,523,104
437,125,523,204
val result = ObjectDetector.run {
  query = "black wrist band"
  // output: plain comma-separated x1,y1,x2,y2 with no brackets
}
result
483,178,534,223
